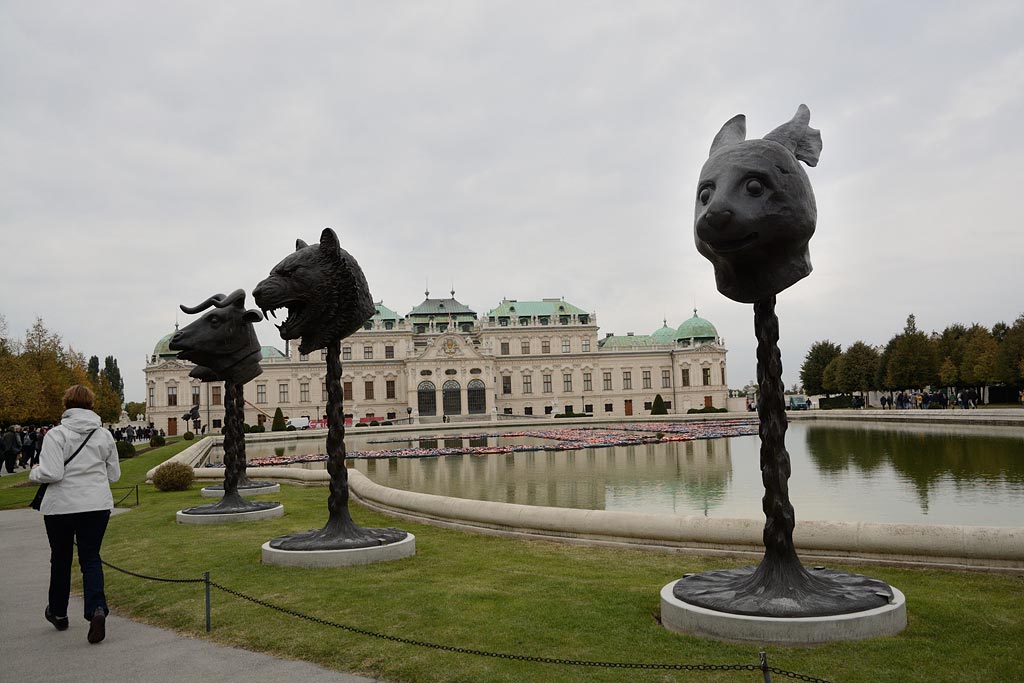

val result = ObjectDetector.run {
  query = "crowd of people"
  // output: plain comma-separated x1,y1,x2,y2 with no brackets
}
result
2,423,160,474
878,389,980,410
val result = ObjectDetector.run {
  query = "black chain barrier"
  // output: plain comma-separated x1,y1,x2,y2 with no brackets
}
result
97,556,834,682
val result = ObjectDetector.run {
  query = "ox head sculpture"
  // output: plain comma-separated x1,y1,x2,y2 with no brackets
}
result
169,289,264,385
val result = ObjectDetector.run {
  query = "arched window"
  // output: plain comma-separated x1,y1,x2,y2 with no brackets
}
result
417,381,436,416
467,379,486,414
443,380,462,416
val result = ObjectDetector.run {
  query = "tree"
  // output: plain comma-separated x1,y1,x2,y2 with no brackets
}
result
939,357,959,388
124,401,147,421
93,373,122,423
959,325,998,388
87,355,100,381
799,340,842,397
650,394,667,415
994,314,1024,386
272,407,287,431
821,356,842,395
836,341,880,403
103,355,124,403
884,314,937,390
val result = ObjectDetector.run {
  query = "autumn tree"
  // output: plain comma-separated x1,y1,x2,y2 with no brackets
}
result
799,340,842,397
884,314,937,390
837,341,880,403
821,356,842,395
959,325,999,388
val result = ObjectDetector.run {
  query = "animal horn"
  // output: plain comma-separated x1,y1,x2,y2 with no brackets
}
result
180,293,228,315
709,114,746,156
764,104,822,167
211,289,247,308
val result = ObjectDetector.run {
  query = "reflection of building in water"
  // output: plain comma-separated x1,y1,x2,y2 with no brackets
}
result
351,437,733,513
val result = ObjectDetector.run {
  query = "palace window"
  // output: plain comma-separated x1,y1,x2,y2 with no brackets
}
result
703,368,711,386
542,340,550,354
192,386,200,406
721,367,726,385
604,403,613,412
642,370,652,389
300,352,309,361
300,383,310,402
321,349,328,360
522,375,533,394
256,385,266,404
148,386,155,406
500,342,509,355
468,379,486,414
543,374,552,393
563,373,572,392
582,339,591,352
682,368,690,387
279,383,289,402
662,369,671,388
584,404,593,413
603,372,612,391
342,346,351,360
365,380,374,400
386,380,396,400
322,381,328,401
561,339,570,353
623,371,632,390
212,386,222,406
344,382,353,402
524,406,533,416
521,341,530,354
364,345,373,360
502,376,512,395
385,345,394,359
167,386,177,406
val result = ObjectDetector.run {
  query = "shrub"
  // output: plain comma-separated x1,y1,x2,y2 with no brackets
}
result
183,431,195,441
354,422,368,428
271,408,287,432
251,425,265,433
687,406,728,414
243,423,251,433
554,412,591,419
651,394,668,415
116,440,136,459
149,434,166,448
381,421,393,426
286,425,297,431
152,461,194,491
369,420,380,426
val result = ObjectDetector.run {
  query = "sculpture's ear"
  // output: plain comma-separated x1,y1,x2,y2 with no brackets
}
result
295,239,309,251
764,104,822,167
710,114,746,156
320,227,340,253
244,309,263,324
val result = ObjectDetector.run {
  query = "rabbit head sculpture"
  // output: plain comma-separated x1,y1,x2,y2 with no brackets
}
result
694,104,822,303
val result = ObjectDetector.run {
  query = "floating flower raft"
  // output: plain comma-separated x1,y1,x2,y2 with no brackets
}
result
245,419,759,467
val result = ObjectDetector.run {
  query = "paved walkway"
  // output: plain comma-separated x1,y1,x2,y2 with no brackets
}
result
0,508,380,683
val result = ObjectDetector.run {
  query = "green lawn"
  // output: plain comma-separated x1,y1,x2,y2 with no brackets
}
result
8,442,1023,682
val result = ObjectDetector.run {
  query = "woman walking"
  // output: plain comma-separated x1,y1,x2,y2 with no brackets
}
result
30,385,121,644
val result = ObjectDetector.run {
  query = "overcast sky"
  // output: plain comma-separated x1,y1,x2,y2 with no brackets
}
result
2,1,1022,402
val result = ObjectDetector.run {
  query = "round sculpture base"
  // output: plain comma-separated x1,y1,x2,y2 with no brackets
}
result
200,482,281,498
176,503,285,525
261,533,416,567
660,581,906,644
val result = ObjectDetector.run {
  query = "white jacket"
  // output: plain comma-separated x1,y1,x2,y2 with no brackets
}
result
29,409,121,515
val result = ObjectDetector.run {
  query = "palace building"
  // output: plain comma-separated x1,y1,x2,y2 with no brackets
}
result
143,292,727,435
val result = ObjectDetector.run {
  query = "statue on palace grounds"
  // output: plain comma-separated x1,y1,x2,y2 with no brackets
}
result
674,105,895,617
170,289,281,515
253,228,408,550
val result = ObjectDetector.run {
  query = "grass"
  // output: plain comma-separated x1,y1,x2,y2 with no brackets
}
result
9,441,1024,682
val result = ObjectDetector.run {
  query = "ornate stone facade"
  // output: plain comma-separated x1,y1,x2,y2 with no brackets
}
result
144,294,727,435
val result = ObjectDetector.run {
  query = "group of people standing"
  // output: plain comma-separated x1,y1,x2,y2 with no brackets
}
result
1,424,47,473
878,389,980,410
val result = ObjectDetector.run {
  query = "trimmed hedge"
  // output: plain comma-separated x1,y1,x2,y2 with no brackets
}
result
149,434,166,448
687,406,727,414
152,461,194,491
182,431,195,441
116,440,137,459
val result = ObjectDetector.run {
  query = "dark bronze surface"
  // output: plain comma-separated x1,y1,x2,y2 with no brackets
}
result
255,229,407,550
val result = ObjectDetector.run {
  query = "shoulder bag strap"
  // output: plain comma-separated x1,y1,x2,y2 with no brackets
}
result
64,429,97,467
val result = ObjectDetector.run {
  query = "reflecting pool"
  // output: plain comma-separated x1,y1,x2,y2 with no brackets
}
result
229,420,1024,526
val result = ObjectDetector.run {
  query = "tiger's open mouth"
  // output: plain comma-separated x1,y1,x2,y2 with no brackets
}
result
261,300,308,339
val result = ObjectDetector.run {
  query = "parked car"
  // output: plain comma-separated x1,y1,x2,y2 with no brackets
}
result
787,395,811,410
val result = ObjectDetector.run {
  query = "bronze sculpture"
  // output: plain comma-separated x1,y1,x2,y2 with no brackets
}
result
674,106,895,617
170,289,281,516
254,228,407,550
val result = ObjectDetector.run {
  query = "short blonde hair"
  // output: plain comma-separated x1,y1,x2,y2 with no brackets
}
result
63,385,96,410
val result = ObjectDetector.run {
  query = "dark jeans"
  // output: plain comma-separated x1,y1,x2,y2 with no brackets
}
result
44,509,111,620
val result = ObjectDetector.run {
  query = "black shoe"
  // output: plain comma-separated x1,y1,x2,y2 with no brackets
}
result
45,606,69,631
87,607,106,644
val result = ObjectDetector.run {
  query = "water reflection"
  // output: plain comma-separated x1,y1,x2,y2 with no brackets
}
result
805,423,1024,512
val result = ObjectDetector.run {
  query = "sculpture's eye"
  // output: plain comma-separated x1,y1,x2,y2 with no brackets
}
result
208,315,221,327
698,187,712,205
745,179,764,196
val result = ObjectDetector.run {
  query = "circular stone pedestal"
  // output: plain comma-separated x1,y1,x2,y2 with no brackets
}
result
200,483,281,498
176,503,285,525
261,533,416,567
660,582,906,644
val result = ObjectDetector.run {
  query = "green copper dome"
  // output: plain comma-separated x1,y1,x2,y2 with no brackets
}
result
677,310,717,341
650,321,678,345
153,327,178,358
